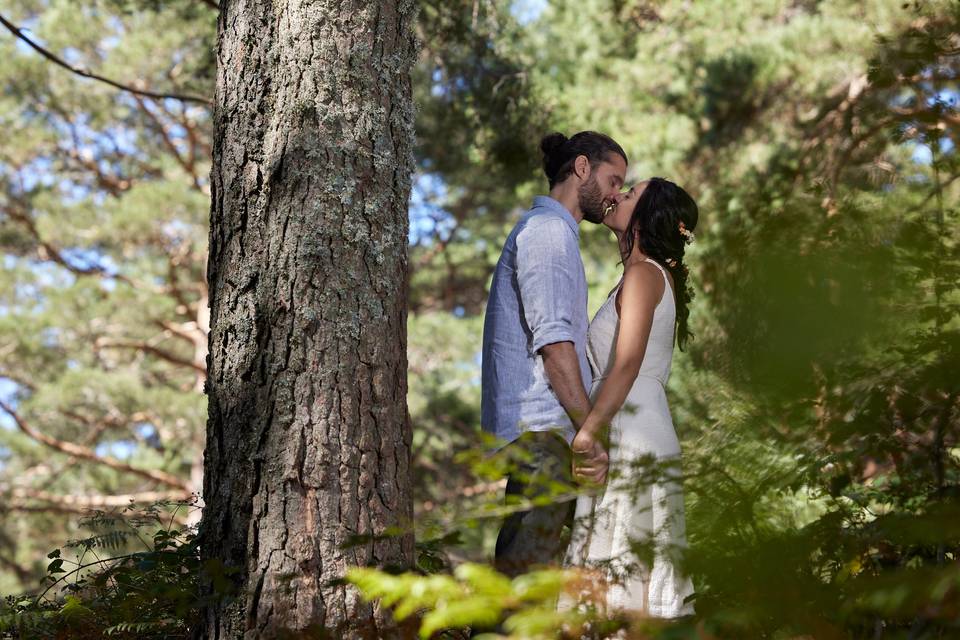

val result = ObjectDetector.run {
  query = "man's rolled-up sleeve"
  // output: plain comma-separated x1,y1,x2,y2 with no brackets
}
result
516,218,580,355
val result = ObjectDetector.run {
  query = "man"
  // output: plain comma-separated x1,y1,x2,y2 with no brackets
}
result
481,130,628,578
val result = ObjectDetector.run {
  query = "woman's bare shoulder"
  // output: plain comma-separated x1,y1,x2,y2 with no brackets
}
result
623,260,666,292
616,260,665,313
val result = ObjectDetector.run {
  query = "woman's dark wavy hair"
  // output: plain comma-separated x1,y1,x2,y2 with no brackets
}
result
621,177,699,350
540,131,628,188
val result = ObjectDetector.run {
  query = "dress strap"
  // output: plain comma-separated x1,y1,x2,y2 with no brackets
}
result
607,275,625,300
642,257,669,280
643,257,674,299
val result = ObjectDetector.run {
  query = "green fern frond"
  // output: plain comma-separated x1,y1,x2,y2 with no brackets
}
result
65,530,137,551
0,609,56,633
104,619,174,635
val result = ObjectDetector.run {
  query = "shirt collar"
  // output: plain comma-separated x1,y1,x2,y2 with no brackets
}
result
531,195,580,236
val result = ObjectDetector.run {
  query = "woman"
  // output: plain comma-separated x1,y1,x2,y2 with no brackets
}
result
558,177,698,618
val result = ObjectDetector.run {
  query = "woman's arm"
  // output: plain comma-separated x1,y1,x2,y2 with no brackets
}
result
575,261,664,442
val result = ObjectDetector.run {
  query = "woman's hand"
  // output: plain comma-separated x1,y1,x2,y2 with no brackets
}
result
571,428,609,486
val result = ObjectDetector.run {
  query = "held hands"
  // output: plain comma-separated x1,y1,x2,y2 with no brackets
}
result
571,428,609,487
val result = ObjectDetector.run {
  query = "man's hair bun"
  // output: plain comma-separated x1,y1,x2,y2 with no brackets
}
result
540,132,568,158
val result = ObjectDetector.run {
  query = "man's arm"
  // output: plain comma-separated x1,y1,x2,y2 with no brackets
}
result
546,339,608,486
540,341,591,428
515,218,608,483
543,341,609,485
517,219,590,428
515,217,590,424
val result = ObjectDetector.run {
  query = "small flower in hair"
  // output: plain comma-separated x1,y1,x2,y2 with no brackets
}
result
666,258,678,268
678,221,695,244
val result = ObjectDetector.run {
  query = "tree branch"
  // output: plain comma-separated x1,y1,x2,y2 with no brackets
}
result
0,13,212,106
0,529,34,584
0,369,36,392
172,99,212,171
4,487,192,509
0,198,150,292
133,94,204,190
29,408,171,494
0,398,190,491
154,318,207,349
94,338,206,374
164,242,201,314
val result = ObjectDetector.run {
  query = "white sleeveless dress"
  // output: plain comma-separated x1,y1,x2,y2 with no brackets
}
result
558,258,695,618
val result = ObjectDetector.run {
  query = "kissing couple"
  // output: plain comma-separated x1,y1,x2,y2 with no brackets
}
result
479,130,698,620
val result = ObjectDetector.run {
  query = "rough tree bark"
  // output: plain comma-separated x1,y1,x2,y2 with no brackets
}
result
198,1,417,638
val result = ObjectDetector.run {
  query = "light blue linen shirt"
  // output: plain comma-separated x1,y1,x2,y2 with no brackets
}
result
480,196,591,452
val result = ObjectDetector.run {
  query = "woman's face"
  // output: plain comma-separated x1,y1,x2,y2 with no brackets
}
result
603,181,649,233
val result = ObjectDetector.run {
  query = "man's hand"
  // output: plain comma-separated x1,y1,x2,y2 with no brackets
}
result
571,429,609,486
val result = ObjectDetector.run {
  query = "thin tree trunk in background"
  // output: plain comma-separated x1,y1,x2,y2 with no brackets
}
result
198,1,417,637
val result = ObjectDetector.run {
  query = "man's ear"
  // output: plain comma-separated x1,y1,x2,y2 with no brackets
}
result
573,154,591,182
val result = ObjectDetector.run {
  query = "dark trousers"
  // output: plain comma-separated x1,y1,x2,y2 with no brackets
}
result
493,430,577,578
469,431,577,638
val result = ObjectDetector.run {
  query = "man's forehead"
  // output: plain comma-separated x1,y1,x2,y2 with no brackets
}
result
600,155,627,177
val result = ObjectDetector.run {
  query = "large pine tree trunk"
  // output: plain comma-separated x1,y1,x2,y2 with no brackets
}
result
198,1,417,637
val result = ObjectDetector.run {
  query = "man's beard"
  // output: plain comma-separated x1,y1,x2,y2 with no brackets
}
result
578,174,605,224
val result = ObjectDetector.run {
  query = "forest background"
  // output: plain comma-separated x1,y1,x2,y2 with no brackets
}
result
0,0,957,637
